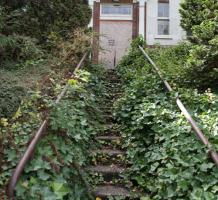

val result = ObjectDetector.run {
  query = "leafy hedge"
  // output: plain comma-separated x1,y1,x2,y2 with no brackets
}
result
114,39,218,199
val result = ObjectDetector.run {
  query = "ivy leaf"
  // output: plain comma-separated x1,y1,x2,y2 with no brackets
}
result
37,170,50,181
140,197,151,200
51,182,70,199
200,163,214,172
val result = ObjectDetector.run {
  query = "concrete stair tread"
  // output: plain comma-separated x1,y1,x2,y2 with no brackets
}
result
96,136,121,141
95,185,130,197
88,164,125,174
92,149,125,155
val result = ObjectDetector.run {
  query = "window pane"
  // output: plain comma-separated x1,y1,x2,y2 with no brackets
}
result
102,5,132,15
158,3,169,17
158,20,170,35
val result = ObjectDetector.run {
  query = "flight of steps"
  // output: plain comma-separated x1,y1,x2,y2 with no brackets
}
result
87,70,138,200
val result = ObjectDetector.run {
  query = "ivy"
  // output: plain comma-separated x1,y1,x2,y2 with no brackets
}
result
114,39,218,199
0,65,106,199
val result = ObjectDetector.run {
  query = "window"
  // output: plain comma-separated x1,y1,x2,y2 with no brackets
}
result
157,2,170,35
158,3,169,17
101,4,132,16
158,19,169,35
101,4,133,20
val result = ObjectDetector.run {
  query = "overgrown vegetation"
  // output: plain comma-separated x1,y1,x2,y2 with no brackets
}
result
180,0,218,88
114,2,218,198
0,0,91,118
114,39,218,199
0,65,106,199
0,1,93,198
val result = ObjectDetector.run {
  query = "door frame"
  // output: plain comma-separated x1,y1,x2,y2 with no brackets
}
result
92,0,139,64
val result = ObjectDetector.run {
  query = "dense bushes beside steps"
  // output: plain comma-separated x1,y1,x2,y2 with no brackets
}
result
114,39,218,199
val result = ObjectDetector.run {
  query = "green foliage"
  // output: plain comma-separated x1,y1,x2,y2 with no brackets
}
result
114,40,218,199
0,35,43,64
0,1,93,198
0,82,25,118
1,0,91,43
0,65,105,199
0,6,5,30
180,0,218,86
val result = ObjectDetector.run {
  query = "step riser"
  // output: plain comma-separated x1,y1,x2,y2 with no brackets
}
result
95,196,140,200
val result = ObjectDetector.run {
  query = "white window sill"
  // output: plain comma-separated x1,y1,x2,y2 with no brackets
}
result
157,17,170,20
155,35,173,40
100,15,132,21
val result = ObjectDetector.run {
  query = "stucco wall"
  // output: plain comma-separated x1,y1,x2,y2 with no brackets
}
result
89,0,186,46
145,0,186,45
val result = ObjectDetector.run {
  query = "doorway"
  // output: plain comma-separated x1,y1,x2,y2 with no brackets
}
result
99,4,133,69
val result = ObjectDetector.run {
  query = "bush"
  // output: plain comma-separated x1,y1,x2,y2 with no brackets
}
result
0,35,43,64
0,81,25,118
1,0,91,44
180,0,218,87
56,28,92,67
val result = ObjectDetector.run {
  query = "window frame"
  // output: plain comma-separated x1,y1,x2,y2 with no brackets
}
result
157,1,170,36
100,4,133,21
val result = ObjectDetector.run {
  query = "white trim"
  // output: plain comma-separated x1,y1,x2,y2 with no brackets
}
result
154,35,173,39
139,0,145,37
157,17,169,20
88,0,94,27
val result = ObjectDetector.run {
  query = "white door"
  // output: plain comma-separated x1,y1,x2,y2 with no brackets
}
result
99,4,133,69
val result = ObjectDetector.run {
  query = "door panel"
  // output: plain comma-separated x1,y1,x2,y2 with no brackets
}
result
99,21,132,69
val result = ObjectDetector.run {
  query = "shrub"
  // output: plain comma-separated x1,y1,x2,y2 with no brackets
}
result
56,28,92,67
180,0,218,88
0,81,25,118
1,0,91,44
0,35,43,64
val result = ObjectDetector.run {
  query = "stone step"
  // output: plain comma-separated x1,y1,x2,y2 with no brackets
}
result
92,149,124,156
94,185,131,199
97,136,122,149
87,164,125,175
90,149,125,165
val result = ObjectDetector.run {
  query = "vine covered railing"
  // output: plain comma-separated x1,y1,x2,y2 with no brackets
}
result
139,46,218,167
7,52,89,198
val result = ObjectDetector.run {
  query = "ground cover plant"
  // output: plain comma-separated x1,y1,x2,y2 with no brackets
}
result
114,38,218,199
0,64,106,199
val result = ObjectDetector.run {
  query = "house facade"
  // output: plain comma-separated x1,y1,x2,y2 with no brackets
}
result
89,0,186,68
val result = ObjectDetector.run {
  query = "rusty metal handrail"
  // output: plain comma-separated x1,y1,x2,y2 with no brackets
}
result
7,52,88,198
139,45,218,166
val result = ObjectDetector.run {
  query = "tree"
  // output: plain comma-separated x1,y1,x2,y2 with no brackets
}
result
1,0,91,43
180,0,218,86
